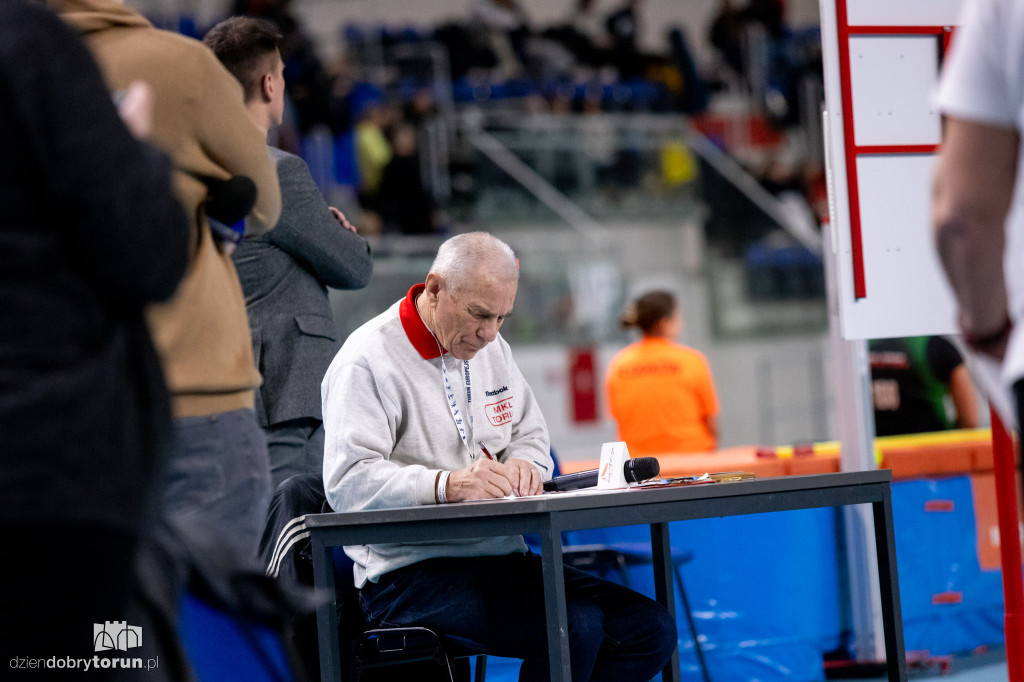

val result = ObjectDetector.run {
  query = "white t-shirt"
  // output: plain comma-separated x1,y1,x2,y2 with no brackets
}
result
936,0,1024,406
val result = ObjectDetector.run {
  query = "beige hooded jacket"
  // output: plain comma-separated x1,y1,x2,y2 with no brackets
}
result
49,0,282,416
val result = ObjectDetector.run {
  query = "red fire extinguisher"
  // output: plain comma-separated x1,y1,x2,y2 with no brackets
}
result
569,347,598,423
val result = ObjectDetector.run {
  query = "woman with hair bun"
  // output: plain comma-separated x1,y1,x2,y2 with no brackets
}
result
605,290,719,455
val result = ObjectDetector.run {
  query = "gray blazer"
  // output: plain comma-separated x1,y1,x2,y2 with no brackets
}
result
233,147,373,427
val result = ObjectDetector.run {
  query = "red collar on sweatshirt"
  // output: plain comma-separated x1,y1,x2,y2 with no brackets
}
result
399,283,446,360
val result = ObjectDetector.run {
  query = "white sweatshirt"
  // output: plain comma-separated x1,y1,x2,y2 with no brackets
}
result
322,284,553,587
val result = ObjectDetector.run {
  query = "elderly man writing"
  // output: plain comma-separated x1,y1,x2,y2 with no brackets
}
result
322,232,676,680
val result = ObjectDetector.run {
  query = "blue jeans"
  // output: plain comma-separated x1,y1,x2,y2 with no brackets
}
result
265,417,324,491
162,408,271,559
359,552,677,681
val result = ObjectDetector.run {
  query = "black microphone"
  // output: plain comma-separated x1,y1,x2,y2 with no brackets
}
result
178,169,258,248
187,171,257,226
543,457,660,492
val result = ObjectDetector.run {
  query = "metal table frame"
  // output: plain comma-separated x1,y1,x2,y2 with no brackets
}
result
307,470,906,681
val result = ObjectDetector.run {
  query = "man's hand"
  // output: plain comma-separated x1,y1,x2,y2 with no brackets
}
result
503,458,542,497
329,207,357,233
216,240,237,256
446,459,515,502
445,458,543,502
116,81,154,140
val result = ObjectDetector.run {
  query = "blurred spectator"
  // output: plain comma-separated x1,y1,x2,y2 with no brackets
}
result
758,153,803,196
606,290,720,455
470,0,533,78
755,154,821,245
710,0,786,76
708,0,806,127
0,0,189,665
49,0,282,560
354,101,394,213
745,0,786,38
435,20,500,81
709,0,785,85
708,0,746,82
605,0,645,79
278,13,332,132
574,0,612,54
543,0,611,69
377,124,443,235
325,54,359,134
869,336,980,437
403,87,440,128
668,27,710,114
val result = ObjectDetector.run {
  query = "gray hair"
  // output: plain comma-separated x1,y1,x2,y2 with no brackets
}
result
428,232,518,293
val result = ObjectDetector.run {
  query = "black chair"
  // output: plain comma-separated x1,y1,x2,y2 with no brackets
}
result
259,473,487,682
336,549,487,682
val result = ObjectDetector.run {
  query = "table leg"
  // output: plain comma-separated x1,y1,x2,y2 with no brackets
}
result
312,536,342,682
872,489,907,682
651,522,682,682
539,516,571,681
